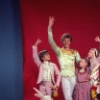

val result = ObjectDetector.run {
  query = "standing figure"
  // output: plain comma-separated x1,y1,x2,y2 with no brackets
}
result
32,39,61,99
87,36,100,100
74,58,91,100
48,17,81,100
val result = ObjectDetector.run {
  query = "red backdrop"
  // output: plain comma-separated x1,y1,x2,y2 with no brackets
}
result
20,0,100,100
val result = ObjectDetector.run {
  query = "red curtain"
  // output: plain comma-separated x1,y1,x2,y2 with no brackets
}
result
20,1,100,100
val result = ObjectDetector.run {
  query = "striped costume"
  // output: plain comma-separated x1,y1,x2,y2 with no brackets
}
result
90,56,100,100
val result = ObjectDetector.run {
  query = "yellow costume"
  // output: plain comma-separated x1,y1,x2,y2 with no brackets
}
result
48,28,80,77
48,27,81,100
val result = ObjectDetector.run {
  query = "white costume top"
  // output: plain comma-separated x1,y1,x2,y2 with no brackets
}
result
48,28,81,77
42,62,52,81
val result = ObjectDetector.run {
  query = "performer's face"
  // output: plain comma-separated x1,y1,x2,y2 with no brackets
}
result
42,53,50,61
62,38,71,48
79,59,87,68
87,49,95,58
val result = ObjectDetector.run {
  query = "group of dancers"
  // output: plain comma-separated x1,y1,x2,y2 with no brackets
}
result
32,17,100,100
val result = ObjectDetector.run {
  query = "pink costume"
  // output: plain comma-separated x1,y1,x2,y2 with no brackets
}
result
74,68,91,100
32,46,61,96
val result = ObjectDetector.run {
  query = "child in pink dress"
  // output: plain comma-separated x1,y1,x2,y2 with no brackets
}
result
74,58,91,100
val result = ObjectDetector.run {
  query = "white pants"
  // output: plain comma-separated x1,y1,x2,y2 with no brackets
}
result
62,77,76,100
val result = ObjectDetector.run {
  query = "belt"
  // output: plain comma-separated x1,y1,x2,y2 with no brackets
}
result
62,75,75,78
61,67,74,70
78,81,88,83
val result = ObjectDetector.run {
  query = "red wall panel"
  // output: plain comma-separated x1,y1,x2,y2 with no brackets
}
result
20,0,100,100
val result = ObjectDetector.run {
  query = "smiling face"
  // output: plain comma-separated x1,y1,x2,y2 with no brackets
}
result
79,59,88,68
61,34,72,48
62,38,71,48
87,48,95,59
42,53,50,61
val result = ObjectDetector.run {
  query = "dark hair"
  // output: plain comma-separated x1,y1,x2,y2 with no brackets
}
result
38,50,49,62
84,57,91,67
61,33,73,42
95,49,99,57
90,48,99,57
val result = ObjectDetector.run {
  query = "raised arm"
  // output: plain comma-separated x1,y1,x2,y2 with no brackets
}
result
32,39,42,67
48,16,60,56
75,51,81,63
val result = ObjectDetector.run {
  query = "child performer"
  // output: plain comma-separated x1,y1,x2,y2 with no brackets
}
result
87,36,100,100
32,39,61,99
48,16,81,100
74,58,91,100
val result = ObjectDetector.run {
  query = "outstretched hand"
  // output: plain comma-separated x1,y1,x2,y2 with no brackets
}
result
48,16,55,28
34,38,42,46
95,36,100,43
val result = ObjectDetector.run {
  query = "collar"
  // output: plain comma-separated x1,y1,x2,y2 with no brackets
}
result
43,61,49,64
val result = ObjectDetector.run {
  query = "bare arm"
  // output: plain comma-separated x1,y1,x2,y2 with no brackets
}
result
32,39,42,67
48,17,60,56
95,36,100,63
75,51,81,63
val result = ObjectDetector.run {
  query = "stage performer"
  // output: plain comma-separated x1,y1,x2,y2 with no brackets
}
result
74,58,91,100
48,16,81,100
32,39,61,100
87,36,100,100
